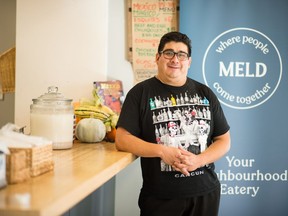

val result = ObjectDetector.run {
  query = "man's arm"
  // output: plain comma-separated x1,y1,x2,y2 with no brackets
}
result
173,131,231,175
115,127,181,166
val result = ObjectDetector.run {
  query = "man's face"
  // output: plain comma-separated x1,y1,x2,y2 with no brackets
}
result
156,41,192,84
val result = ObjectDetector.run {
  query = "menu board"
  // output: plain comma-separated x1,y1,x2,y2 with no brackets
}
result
128,0,179,83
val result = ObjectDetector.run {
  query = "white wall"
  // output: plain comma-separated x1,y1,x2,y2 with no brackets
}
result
15,0,109,131
15,0,141,215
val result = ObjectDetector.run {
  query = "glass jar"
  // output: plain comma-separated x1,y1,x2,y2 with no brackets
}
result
30,86,74,149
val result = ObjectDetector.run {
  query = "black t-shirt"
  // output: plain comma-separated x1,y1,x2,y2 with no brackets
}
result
117,77,230,199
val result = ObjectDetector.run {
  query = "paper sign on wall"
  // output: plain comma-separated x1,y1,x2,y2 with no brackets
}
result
128,0,179,83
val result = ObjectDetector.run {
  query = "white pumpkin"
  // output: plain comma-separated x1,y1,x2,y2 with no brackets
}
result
75,118,106,143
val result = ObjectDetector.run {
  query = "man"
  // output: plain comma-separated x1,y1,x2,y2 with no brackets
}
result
115,31,230,216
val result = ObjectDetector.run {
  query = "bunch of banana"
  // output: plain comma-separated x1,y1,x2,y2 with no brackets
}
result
74,88,119,132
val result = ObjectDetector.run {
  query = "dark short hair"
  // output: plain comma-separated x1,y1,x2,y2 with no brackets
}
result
157,31,192,56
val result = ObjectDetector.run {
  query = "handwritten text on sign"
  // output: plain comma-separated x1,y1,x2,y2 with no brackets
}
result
131,0,178,83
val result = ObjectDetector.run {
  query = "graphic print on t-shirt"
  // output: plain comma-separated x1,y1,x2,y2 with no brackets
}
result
150,92,211,171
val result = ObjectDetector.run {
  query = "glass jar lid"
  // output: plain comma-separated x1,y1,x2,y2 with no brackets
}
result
32,86,72,106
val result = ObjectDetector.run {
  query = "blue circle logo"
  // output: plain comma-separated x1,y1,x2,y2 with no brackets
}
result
203,28,282,109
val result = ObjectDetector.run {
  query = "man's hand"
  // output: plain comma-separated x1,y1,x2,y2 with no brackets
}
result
172,148,204,176
160,145,182,166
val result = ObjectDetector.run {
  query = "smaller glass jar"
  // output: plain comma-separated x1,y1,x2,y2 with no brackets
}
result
30,86,74,149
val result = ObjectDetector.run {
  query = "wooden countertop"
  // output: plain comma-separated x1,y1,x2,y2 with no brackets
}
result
0,142,137,216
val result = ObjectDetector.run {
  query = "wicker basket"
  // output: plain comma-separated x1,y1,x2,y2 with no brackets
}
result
6,144,54,184
0,47,16,94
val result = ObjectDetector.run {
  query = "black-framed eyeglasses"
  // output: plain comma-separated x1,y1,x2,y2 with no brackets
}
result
159,49,190,61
